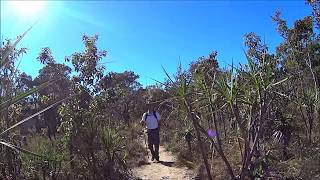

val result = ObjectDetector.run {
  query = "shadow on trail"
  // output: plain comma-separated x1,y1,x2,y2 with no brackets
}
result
158,161,174,167
138,161,151,166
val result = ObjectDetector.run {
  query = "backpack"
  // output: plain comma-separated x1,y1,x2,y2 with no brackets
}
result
144,111,158,121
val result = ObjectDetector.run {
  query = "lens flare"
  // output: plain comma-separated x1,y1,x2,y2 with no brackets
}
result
208,129,216,138
8,0,46,18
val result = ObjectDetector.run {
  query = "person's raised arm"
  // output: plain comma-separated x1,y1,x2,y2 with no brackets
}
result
140,113,146,126
156,112,161,121
156,112,161,128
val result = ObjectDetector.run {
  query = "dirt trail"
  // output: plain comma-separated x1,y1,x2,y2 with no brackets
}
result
133,145,195,180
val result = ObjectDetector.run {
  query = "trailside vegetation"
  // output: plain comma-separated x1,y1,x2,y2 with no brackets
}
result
0,1,319,179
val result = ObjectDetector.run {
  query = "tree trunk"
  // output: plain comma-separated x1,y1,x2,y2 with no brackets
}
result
184,99,213,180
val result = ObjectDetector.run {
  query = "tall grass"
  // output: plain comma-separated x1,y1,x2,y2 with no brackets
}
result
0,27,72,179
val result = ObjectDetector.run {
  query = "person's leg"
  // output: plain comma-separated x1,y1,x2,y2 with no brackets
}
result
154,128,160,161
147,131,155,160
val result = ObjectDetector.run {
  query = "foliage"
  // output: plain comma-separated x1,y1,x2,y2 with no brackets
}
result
1,1,320,179
158,2,320,179
0,27,70,179
22,138,65,180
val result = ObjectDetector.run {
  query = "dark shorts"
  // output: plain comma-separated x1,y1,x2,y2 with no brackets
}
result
147,128,160,145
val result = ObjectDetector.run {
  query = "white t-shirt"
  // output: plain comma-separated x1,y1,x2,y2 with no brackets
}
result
142,111,161,130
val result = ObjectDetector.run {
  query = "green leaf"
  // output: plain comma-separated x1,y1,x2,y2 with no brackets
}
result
237,98,253,106
0,79,59,111
1,25,35,69
271,77,289,87
0,95,74,136
162,65,175,85
244,50,255,72
149,77,166,86
0,141,43,157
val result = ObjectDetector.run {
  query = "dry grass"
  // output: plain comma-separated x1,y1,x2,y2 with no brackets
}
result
121,122,148,168
162,131,320,179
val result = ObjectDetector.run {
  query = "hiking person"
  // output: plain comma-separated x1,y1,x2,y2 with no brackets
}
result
140,102,161,162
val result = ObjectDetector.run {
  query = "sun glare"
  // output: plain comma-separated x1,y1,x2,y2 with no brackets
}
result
8,0,46,19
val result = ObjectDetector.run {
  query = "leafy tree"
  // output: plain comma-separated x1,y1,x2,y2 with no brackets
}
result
273,8,320,143
99,71,142,127
34,47,72,139
66,35,106,91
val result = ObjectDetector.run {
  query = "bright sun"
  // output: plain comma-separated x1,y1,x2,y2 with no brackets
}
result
8,0,46,18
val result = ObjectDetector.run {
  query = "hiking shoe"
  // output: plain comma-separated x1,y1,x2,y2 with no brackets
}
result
151,156,155,161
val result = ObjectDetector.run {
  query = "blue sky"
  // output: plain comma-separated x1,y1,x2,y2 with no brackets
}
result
1,1,313,86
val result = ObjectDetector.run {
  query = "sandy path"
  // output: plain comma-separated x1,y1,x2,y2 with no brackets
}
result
133,145,195,180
